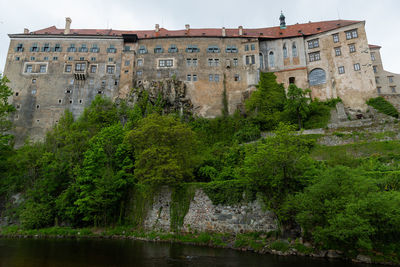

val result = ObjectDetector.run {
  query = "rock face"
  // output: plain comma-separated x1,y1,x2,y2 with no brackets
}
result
143,188,278,233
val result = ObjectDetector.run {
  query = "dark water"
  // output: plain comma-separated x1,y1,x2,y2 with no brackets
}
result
0,238,378,267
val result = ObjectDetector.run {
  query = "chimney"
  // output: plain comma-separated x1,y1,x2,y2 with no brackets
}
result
24,28,29,34
155,24,160,33
64,17,72,35
222,27,226,37
238,26,243,36
185,24,190,31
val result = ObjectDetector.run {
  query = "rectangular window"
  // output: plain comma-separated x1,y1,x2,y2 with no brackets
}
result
233,58,238,66
214,59,220,66
377,87,381,94
158,59,173,68
67,44,76,52
186,45,200,53
187,74,191,81
391,86,396,93
108,57,113,62
349,44,356,53
234,74,240,81
91,44,99,53
90,65,97,73
15,56,20,61
335,47,341,56
168,45,178,53
68,56,73,61
125,60,130,66
39,65,47,73
80,57,85,61
154,46,164,53
54,44,62,52
124,46,131,51
107,65,115,74
16,43,24,52
376,77,379,84
354,63,361,71
65,64,72,72
214,74,220,82
207,46,220,53
208,58,213,66
107,45,117,53
333,33,339,43
251,44,256,51
389,76,394,83
251,55,255,65
373,66,377,73
345,29,358,40
226,46,238,53
91,57,96,61
193,74,197,81
136,71,142,77
53,56,58,60
209,74,213,82
30,43,38,52
187,58,191,66
192,59,198,66
138,46,147,54
245,56,250,65
244,44,249,51
75,63,86,71
338,66,345,74
25,65,33,73
42,43,50,52
44,56,49,61
371,53,376,61
309,52,321,62
137,59,143,66
308,39,319,49
30,56,35,61
79,44,88,52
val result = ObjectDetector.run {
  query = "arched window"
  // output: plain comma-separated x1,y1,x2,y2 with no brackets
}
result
269,51,275,68
309,68,326,86
283,44,288,58
259,53,264,69
292,43,298,57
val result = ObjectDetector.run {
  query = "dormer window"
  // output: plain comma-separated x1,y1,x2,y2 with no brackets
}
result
107,45,116,53
79,44,88,52
91,44,99,53
168,44,178,53
30,43,38,52
207,46,220,53
138,46,148,54
186,45,200,53
154,45,164,53
67,44,76,52
225,46,238,53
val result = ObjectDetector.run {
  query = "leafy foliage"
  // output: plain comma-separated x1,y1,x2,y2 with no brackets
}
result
367,97,399,118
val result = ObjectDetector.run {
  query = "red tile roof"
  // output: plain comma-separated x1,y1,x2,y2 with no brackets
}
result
30,20,362,39
369,44,382,49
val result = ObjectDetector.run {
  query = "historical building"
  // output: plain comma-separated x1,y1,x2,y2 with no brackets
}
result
4,14,384,144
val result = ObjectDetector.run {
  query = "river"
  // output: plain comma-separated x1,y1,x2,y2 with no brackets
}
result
0,238,378,267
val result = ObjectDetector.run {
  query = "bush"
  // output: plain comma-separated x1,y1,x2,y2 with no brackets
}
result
367,97,399,118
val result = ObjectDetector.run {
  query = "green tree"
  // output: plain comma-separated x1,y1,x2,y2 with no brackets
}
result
126,113,199,185
0,74,15,147
285,84,311,129
245,72,286,130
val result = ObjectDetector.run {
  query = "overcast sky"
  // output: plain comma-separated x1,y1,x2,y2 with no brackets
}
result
0,0,399,73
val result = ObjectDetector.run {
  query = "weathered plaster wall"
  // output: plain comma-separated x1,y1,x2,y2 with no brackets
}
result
143,188,278,233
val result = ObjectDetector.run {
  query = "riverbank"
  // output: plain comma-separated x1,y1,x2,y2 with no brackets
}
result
0,226,398,266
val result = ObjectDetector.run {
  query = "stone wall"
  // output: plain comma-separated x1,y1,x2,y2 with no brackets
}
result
143,188,278,234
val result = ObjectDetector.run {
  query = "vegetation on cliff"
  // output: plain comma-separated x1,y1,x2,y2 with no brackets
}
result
0,73,399,263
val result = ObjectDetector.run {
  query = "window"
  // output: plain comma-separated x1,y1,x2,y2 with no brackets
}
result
208,59,219,67
125,60,130,66
208,58,213,66
289,77,295,84
39,65,47,73
154,45,164,53
15,56,20,61
91,44,99,53
371,53,376,61
245,55,255,65
335,47,341,56
187,74,191,81
187,58,192,66
15,92,19,96
54,44,62,52
75,63,86,71
292,43,298,57
79,57,85,61
234,74,240,81
391,86,396,93
308,39,319,49
30,56,35,61
107,65,115,74
349,44,356,53
138,46,147,54
283,44,288,58
193,74,197,81
376,77,379,84
108,57,113,62
30,43,38,52
32,78,36,84
168,45,178,53
214,74,220,82
233,58,238,66
107,45,116,53
89,79,94,85
209,74,213,82
67,44,76,52
377,87,381,94
226,46,238,53
373,66,377,73
309,52,321,62
192,58,198,66
244,44,249,51
69,79,74,85
333,33,339,43
53,56,58,60
16,43,24,52
158,59,173,68
136,71,142,77
137,59,143,66
68,56,73,61
389,76,394,83
124,46,131,51
79,44,88,52
65,64,72,72
345,29,358,40
251,44,256,51
268,52,274,67
338,66,345,74
25,65,33,73
42,44,50,52
207,46,220,53
186,45,200,53
259,53,264,69
354,63,361,71
309,68,326,86
90,65,97,73
91,57,96,61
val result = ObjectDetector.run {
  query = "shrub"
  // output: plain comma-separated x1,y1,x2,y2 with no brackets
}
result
367,97,399,118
